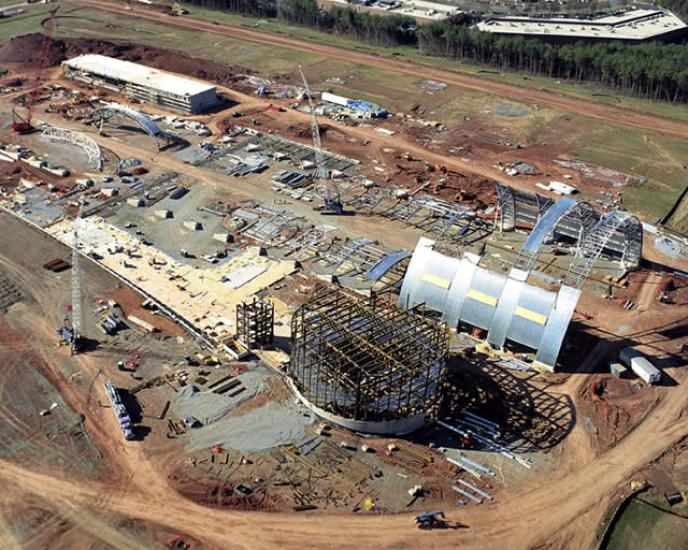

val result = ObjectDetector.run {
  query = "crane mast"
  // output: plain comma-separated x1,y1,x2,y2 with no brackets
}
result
70,203,83,353
298,66,343,215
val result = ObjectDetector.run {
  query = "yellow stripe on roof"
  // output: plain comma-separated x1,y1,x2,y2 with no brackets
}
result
421,273,451,289
466,289,498,306
515,306,547,325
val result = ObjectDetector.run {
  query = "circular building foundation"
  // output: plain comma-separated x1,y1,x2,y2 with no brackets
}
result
288,288,449,435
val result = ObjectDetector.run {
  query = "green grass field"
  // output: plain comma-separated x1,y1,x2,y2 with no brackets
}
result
605,491,688,550
157,0,688,124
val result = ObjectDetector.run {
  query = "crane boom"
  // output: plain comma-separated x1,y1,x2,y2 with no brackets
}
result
12,6,59,134
298,66,343,215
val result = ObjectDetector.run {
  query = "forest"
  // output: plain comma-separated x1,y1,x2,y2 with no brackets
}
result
183,0,688,103
420,21,688,102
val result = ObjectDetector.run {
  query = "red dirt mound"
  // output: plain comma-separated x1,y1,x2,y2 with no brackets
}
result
0,33,65,66
0,34,252,86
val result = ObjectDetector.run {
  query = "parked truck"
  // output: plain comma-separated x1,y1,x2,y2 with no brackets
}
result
619,347,661,385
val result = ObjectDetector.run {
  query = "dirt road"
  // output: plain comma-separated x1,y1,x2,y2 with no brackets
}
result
72,0,688,140
0,190,687,547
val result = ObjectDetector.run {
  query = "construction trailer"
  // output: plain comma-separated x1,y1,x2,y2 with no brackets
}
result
236,298,275,348
619,347,661,384
288,288,449,435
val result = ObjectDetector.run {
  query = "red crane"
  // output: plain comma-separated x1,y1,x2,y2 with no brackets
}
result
12,6,60,134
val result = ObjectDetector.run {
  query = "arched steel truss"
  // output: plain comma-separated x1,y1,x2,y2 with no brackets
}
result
42,127,102,170
565,210,643,288
513,197,598,273
87,103,165,149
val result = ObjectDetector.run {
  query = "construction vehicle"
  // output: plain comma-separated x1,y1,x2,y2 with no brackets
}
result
170,2,188,16
298,65,343,215
117,351,145,372
12,6,59,134
11,108,34,134
415,511,446,529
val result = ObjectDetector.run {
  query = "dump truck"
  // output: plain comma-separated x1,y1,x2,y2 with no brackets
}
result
619,347,661,384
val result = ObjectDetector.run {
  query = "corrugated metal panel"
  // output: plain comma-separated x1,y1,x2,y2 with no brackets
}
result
399,237,461,312
106,104,162,137
487,268,527,348
521,197,578,254
421,272,451,289
461,268,505,330
365,250,409,281
442,252,480,327
535,285,581,368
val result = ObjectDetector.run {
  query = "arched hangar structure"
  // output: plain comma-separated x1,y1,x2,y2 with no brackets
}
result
400,194,643,371
41,127,102,170
87,103,167,150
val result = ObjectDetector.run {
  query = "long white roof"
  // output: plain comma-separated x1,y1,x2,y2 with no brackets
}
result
477,8,687,40
63,54,215,97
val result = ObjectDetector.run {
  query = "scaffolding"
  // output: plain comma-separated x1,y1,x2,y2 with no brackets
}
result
236,298,274,348
289,288,449,424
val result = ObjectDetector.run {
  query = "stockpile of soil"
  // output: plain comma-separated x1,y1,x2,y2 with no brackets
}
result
578,374,659,452
0,33,65,66
0,34,251,86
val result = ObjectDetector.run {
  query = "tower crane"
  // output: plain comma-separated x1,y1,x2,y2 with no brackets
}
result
57,202,84,354
298,66,343,215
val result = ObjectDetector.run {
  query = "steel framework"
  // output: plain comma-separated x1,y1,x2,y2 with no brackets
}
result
496,183,641,271
87,103,166,150
236,298,274,348
42,127,102,170
565,210,643,287
289,288,449,423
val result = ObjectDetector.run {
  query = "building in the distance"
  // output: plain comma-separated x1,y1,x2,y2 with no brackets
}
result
62,54,219,114
476,8,688,44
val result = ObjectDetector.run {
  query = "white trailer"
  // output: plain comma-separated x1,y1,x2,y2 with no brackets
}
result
619,347,661,385
321,92,349,107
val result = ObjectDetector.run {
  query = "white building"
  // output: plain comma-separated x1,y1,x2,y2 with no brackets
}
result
62,54,219,114
477,8,688,43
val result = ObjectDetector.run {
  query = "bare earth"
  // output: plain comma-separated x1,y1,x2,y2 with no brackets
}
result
74,0,688,140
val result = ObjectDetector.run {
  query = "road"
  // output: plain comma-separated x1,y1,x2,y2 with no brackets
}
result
71,0,688,140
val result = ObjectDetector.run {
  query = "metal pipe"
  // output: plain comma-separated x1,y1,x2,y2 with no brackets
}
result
451,486,481,504
446,456,481,479
458,479,493,501
457,454,496,477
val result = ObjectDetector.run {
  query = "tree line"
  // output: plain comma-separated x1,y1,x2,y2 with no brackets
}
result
183,0,416,46
420,21,688,102
182,0,688,103
660,0,688,20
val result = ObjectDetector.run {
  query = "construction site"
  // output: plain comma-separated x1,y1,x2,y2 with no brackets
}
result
0,2,687,549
